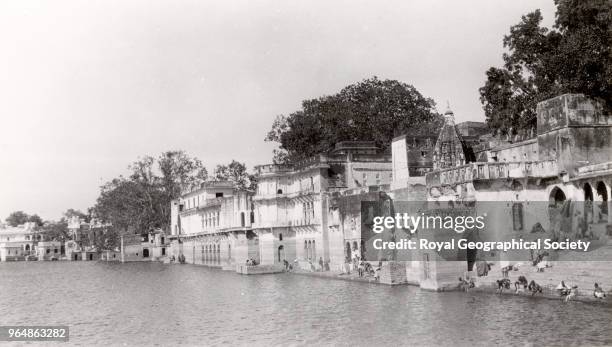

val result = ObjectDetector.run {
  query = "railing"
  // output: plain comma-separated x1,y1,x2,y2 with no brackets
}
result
179,197,223,214
426,160,558,187
253,185,318,200
252,220,292,228
327,178,346,188
292,218,320,227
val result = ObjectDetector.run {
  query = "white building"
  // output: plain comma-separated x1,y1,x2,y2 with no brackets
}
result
0,223,40,261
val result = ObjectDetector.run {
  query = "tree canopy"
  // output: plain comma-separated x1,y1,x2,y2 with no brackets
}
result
213,160,257,191
265,76,442,163
41,219,70,243
480,0,612,135
93,150,208,235
5,211,43,227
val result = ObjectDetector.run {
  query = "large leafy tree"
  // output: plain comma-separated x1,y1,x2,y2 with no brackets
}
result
213,160,257,191
41,220,70,242
5,211,44,227
265,76,442,163
93,150,207,234
480,0,611,135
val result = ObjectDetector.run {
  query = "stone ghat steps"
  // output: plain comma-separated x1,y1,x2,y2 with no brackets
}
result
553,243,612,261
477,261,612,302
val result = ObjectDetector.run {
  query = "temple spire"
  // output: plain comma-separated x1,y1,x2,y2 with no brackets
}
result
443,101,455,125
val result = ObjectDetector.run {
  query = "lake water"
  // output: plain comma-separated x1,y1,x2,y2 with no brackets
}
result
1,262,611,346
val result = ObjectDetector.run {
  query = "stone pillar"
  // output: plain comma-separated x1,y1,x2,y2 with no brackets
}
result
232,232,249,267
379,261,408,285
258,231,276,265
120,236,125,263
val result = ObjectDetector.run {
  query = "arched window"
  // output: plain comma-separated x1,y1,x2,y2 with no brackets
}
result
279,233,283,241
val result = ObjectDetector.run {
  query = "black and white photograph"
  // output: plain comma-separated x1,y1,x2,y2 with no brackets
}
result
1,0,611,346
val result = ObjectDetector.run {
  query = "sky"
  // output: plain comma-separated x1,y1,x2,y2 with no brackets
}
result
0,0,557,221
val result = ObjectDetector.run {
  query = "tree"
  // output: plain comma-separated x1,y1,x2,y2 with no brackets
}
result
265,76,442,163
213,160,257,191
6,211,32,226
41,220,70,243
92,150,208,234
63,208,90,223
27,214,44,227
480,1,611,134
158,151,208,199
91,226,120,252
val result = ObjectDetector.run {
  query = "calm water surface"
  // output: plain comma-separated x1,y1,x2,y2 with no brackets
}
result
0,262,611,346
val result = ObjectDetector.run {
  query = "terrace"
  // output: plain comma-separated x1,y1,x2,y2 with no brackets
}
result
425,160,558,187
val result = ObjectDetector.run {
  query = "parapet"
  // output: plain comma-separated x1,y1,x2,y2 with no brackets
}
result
537,94,611,135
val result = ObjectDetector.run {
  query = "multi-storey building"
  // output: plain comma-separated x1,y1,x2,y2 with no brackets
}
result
168,142,393,272
389,94,612,290
0,222,40,261
252,141,392,270
169,181,257,269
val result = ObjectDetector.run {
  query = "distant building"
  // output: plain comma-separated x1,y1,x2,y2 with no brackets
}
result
0,223,40,261
36,241,62,261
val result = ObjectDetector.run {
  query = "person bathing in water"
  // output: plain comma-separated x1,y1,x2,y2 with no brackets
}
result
528,280,543,296
514,276,528,293
496,278,511,294
594,283,607,299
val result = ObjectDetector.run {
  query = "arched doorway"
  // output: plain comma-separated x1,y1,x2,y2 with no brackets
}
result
584,183,594,224
549,187,566,207
25,244,30,251
278,245,285,263
143,249,149,258
584,183,594,201
596,181,608,217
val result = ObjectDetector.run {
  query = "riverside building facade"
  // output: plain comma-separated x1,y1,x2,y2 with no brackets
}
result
398,94,612,291
169,142,393,272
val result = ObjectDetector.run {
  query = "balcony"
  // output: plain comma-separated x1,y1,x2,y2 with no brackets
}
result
327,178,346,188
252,220,292,228
425,160,558,187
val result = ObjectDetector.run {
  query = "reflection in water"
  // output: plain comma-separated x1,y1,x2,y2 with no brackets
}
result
1,262,611,346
